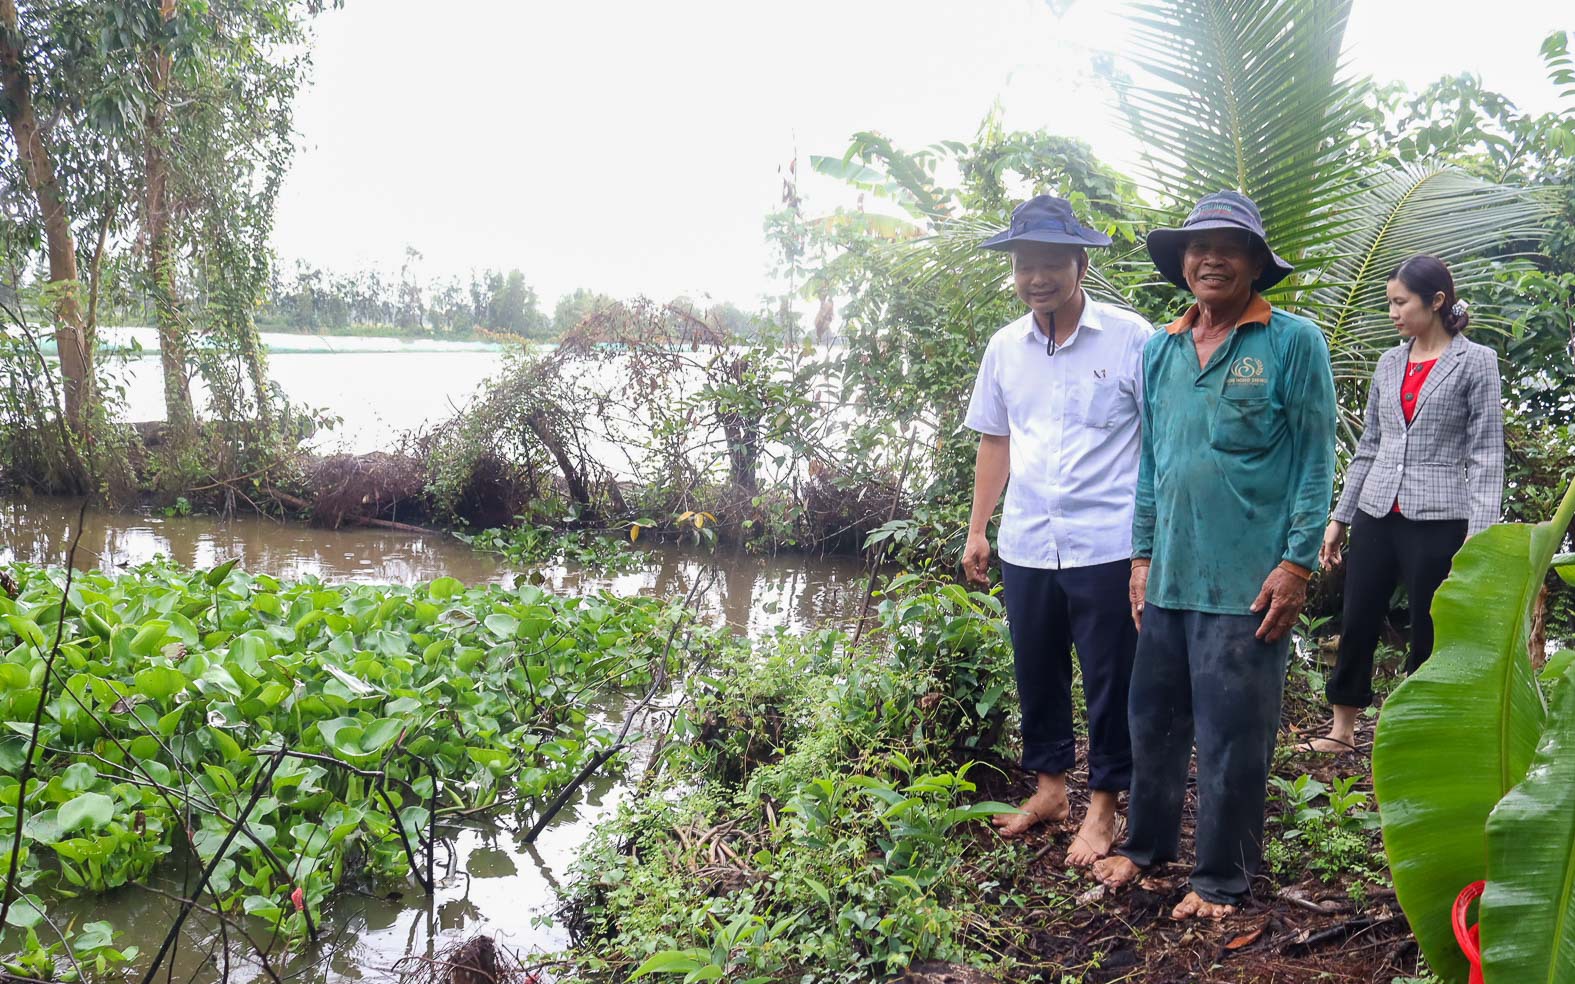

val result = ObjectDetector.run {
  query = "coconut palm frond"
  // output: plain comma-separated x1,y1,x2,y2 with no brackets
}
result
1121,0,1369,268
883,219,1141,316
1305,163,1557,384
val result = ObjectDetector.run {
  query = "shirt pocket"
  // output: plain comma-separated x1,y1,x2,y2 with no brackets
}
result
1076,380,1125,430
1209,394,1274,453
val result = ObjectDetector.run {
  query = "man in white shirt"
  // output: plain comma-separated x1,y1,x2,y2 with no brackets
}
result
963,195,1153,866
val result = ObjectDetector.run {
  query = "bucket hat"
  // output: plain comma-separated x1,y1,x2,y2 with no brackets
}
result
1145,190,1294,293
981,195,1113,251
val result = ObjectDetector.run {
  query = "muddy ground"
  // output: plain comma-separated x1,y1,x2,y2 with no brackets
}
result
919,678,1418,984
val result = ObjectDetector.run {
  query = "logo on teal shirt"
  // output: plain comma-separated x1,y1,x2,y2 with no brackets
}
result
1227,356,1267,386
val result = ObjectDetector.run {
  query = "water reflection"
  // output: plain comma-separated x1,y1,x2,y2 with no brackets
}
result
0,497,868,635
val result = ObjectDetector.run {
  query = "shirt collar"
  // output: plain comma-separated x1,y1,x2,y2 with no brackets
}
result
1019,297,1105,342
1163,293,1272,335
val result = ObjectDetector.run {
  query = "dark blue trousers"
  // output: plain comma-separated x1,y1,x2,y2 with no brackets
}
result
999,559,1136,791
1115,604,1291,905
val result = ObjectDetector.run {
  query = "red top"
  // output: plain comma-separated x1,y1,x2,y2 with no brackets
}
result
1392,358,1438,514
1400,358,1436,425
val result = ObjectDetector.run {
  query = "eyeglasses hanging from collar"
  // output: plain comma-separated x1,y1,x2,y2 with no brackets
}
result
1046,311,1059,357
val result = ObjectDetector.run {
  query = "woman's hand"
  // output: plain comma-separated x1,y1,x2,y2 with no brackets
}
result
1320,520,1348,570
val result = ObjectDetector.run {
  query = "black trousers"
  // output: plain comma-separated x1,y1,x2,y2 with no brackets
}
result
1325,510,1468,708
999,559,1136,791
1116,605,1291,905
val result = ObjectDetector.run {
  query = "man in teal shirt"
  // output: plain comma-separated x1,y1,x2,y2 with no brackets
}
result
1094,191,1336,919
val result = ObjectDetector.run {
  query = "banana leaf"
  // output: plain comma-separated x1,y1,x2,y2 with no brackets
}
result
1481,661,1575,983
1372,479,1575,982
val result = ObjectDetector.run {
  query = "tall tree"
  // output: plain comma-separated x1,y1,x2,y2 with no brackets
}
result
143,0,196,439
0,0,92,441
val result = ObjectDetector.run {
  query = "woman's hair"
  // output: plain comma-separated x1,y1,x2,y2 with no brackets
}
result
1388,254,1470,334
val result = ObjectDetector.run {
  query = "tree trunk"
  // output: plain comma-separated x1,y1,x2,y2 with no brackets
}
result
0,0,92,435
525,409,594,514
145,0,196,440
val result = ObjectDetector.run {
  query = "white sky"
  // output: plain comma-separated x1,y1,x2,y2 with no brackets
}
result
270,0,1573,312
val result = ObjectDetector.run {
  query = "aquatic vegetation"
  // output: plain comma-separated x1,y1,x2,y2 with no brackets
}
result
456,522,647,573
0,559,738,974
562,577,1024,982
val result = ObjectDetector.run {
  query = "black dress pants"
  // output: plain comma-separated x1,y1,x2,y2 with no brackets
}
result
999,559,1136,790
1325,510,1468,708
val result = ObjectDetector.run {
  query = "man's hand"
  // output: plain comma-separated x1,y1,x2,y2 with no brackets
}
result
962,533,993,587
1250,565,1309,643
1319,521,1347,570
1129,562,1150,632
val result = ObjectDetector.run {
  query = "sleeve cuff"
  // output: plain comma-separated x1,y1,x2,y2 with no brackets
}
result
1278,560,1313,580
1130,557,1152,569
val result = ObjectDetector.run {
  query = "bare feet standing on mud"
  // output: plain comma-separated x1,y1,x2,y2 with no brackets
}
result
991,774,1070,838
1092,857,1237,920
1091,853,1141,889
1064,789,1121,866
1170,891,1236,920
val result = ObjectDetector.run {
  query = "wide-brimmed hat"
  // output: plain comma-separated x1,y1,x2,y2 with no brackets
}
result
981,195,1113,251
1145,190,1294,293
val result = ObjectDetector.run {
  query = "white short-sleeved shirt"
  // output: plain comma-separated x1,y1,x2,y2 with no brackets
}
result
964,299,1153,570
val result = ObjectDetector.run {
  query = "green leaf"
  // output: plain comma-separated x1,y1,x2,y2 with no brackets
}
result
1555,553,1574,587
1373,480,1575,982
428,576,464,601
129,620,171,657
483,613,519,638
1480,661,1575,983
3,893,46,929
204,559,239,587
1543,651,1575,695
57,792,115,834
629,950,706,978
4,614,47,651
133,666,189,703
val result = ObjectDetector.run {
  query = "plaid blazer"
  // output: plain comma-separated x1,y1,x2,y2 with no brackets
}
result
1332,333,1504,536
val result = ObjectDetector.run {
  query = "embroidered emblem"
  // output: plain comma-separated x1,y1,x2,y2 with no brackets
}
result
1226,356,1268,387
1093,368,1108,379
1229,357,1264,379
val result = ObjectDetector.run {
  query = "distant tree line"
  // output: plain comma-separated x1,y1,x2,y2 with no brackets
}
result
258,252,767,342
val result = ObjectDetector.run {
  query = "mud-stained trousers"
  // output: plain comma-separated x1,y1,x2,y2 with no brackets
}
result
1114,603,1291,905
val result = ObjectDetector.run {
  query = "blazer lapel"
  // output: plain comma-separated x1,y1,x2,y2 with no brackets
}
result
1411,333,1467,421
1388,346,1409,430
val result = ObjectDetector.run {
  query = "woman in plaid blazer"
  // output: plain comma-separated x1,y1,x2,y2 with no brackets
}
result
1310,255,1504,753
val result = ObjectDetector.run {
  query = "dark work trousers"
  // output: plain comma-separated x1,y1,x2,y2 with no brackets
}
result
999,559,1136,791
1116,604,1291,905
1325,511,1468,708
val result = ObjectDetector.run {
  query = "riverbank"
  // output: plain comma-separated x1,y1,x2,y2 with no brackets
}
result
0,538,1415,984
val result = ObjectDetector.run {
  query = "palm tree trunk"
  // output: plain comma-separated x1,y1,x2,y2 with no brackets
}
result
0,0,92,436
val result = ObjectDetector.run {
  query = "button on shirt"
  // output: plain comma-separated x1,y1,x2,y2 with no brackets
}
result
964,299,1154,570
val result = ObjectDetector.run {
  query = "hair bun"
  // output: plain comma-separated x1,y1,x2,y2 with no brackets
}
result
1448,298,1471,332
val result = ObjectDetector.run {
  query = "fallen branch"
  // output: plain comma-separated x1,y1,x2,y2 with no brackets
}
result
262,485,437,534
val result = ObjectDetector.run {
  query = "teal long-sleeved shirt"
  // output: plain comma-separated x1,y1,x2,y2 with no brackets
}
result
1132,295,1337,615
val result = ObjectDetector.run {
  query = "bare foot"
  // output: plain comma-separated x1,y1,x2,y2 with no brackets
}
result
1306,734,1357,754
991,787,1070,838
1171,891,1236,920
1091,854,1142,889
1065,801,1120,867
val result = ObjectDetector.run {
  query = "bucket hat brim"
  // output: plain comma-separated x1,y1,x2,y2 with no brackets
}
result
981,225,1114,250
1146,221,1294,294
981,195,1114,251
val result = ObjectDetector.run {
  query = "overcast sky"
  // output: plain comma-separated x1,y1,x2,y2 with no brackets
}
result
269,0,1573,311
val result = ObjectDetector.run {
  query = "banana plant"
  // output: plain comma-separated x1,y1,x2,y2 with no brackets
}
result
1372,478,1575,983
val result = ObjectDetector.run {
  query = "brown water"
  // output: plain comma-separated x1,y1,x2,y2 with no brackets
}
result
0,495,872,982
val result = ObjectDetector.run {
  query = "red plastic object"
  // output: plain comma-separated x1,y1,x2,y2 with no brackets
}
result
1453,880,1487,984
